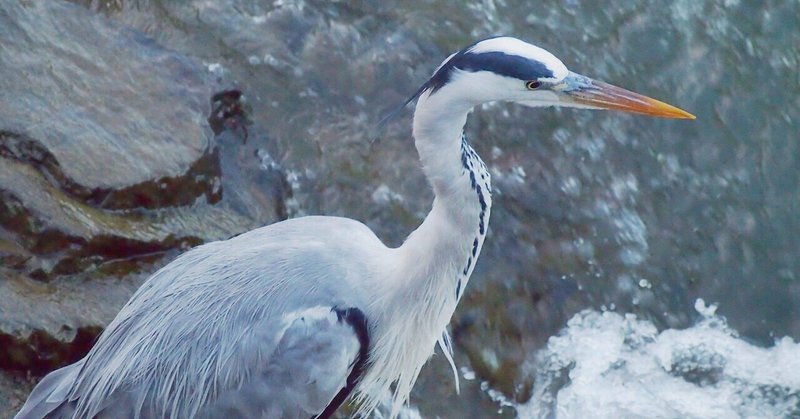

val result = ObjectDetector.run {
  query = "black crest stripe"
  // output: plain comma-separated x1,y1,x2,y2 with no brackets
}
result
428,38,555,93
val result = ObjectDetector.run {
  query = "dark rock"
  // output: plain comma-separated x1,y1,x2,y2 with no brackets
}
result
669,344,727,386
209,90,252,141
0,0,286,403
0,266,140,374
0,1,215,210
0,154,254,281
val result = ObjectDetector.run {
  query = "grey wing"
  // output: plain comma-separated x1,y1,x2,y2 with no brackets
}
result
15,306,368,419
15,217,381,418
13,360,82,419
197,306,369,419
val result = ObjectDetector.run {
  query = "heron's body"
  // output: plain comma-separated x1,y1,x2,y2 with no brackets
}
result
16,36,692,419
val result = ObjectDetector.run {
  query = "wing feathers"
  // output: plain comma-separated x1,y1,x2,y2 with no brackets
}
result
197,305,369,419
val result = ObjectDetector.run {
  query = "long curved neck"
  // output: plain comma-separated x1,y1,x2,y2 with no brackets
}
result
399,89,492,304
359,89,493,417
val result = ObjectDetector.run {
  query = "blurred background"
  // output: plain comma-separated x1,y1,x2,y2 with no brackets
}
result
0,1,798,417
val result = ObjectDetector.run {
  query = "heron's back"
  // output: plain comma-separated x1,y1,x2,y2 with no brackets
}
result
16,216,388,418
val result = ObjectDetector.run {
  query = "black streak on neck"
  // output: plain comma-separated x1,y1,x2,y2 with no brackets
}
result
455,134,490,300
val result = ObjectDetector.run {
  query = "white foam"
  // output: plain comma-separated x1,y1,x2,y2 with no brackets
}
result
517,308,800,418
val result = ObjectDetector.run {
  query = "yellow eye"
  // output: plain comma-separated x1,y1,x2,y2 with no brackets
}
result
526,80,542,90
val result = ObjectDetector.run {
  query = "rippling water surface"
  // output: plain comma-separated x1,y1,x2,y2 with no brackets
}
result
25,0,800,417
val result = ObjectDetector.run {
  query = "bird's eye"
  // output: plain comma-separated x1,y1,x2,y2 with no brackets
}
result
526,80,542,90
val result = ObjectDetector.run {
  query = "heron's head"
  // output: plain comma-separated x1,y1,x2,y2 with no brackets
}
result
421,36,694,119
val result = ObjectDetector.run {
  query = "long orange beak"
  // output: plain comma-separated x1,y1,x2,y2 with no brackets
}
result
557,72,695,119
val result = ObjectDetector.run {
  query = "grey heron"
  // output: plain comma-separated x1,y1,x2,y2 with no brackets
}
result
15,36,693,419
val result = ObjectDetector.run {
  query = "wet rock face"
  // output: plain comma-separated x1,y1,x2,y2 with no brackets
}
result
0,1,216,210
0,1,236,280
0,2,285,411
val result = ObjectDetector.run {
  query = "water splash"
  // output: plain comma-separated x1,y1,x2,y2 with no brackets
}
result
518,303,800,418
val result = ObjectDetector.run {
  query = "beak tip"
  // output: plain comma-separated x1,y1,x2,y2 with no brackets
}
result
648,98,696,120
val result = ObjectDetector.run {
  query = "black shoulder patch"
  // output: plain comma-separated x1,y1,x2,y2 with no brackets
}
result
315,307,370,419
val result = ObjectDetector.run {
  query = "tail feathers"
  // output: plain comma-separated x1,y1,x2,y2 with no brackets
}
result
14,360,84,419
